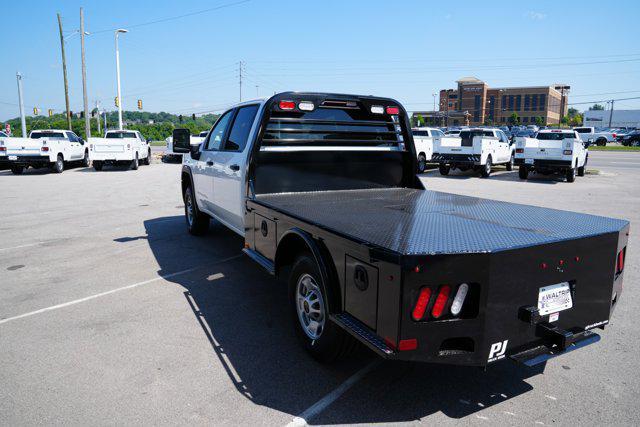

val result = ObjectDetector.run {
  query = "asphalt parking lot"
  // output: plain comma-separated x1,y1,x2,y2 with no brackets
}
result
1,152,638,426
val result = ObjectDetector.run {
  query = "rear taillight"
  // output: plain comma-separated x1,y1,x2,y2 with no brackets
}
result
41,146,49,152
0,146,6,152
617,248,625,275
411,287,432,321
563,150,573,155
279,100,295,110
431,285,451,319
386,106,400,115
370,105,384,114
450,283,469,316
298,101,314,111
516,148,524,153
398,339,417,351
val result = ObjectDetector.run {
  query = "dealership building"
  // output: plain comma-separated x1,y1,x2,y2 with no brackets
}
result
583,109,640,128
413,77,569,127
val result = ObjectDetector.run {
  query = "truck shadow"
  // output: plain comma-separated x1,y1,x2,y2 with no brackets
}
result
140,215,542,423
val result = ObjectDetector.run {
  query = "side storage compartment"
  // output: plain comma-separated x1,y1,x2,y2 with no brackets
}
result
254,213,277,260
345,255,379,330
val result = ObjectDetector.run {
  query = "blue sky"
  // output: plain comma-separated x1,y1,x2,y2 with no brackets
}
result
2,0,640,121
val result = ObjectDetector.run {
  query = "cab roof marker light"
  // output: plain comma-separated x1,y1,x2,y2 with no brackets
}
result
298,101,314,111
279,100,295,110
371,105,384,114
386,106,400,115
450,283,469,316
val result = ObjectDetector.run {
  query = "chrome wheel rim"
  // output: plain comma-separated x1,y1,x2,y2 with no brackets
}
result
418,156,426,172
296,273,325,340
185,191,194,227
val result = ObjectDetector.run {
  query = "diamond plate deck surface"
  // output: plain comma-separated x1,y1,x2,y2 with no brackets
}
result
255,188,628,255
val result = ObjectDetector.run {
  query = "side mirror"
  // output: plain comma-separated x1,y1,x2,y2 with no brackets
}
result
79,138,85,144
172,128,191,153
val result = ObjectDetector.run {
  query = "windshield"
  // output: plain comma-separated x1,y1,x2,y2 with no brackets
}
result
574,128,591,134
106,131,137,139
30,131,65,139
537,132,575,140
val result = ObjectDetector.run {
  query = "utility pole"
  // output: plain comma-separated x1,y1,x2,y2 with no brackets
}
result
57,13,72,130
95,100,101,135
16,72,27,137
80,8,91,139
608,99,615,128
114,29,128,130
238,60,243,102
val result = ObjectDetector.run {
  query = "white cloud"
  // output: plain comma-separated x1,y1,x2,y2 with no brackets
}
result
526,11,546,20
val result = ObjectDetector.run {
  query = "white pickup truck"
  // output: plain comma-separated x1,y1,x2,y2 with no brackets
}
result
573,127,615,146
89,130,150,171
431,128,514,177
165,129,208,160
412,127,444,172
514,129,588,182
0,129,90,174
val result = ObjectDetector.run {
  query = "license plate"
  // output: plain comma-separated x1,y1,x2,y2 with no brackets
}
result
538,282,572,315
525,158,534,164
8,155,17,161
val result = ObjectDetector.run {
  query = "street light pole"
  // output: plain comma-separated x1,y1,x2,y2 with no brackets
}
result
114,29,128,130
16,72,27,137
80,8,91,139
57,13,72,130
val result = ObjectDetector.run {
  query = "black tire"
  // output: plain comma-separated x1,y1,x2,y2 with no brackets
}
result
438,164,450,176
417,154,427,173
93,161,103,171
578,155,588,177
481,156,492,178
51,154,64,173
10,165,24,175
597,138,607,146
145,149,152,165
506,153,514,171
289,254,353,363
81,150,91,167
518,165,529,180
184,185,209,235
566,167,576,183
131,153,139,170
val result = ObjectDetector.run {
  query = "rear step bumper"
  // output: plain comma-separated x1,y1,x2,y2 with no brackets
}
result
509,330,600,367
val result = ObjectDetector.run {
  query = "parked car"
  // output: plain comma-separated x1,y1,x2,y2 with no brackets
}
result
514,129,588,182
514,129,537,138
173,92,629,367
0,129,90,174
89,130,151,171
573,127,615,146
621,129,640,146
412,127,444,172
432,127,514,177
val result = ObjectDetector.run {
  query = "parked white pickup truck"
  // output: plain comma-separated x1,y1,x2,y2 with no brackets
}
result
573,127,615,146
412,127,444,172
515,129,588,182
89,130,150,171
0,129,90,174
431,128,514,177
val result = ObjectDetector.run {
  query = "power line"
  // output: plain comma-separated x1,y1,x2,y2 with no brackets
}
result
568,96,640,106
90,0,252,34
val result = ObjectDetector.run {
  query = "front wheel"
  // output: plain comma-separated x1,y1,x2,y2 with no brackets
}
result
481,156,492,178
289,255,353,363
81,150,91,167
184,185,209,235
10,165,24,175
417,154,427,173
51,155,64,173
142,149,151,165
518,165,529,180
506,154,514,171
438,164,450,176
131,154,139,170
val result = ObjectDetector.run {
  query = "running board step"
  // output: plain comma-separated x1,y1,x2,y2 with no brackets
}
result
510,330,600,367
332,313,395,356
242,248,275,275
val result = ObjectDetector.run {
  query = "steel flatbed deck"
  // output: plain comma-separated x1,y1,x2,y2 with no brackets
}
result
254,187,628,256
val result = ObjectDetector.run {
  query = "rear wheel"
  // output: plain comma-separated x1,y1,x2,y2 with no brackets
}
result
10,165,24,175
481,156,492,178
81,150,90,167
518,165,529,180
438,164,450,176
184,185,209,235
417,154,427,173
506,153,514,171
596,138,607,146
93,161,103,171
51,154,64,173
289,254,353,363
566,167,576,183
578,155,587,177
131,153,139,170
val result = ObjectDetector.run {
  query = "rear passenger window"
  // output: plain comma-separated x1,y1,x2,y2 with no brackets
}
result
224,105,259,151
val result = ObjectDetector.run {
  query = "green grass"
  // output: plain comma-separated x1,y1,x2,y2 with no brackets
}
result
589,145,640,152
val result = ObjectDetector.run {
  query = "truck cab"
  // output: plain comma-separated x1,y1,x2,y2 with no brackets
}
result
89,130,150,171
0,129,89,174
515,129,588,182
432,128,514,177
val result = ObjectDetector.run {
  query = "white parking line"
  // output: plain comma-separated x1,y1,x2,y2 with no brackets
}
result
286,359,381,426
0,254,242,326
0,242,45,252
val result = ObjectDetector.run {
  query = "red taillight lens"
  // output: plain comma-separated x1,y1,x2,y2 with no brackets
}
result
398,339,417,351
613,133,617,138
41,146,49,152
411,287,432,321
617,249,625,274
516,148,524,153
0,146,6,152
386,106,400,115
431,285,451,319
279,100,295,110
